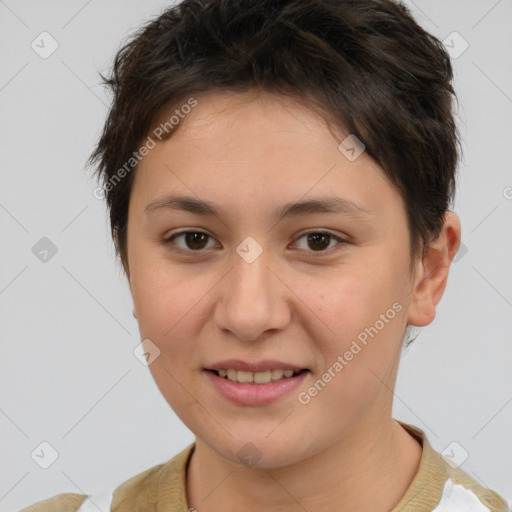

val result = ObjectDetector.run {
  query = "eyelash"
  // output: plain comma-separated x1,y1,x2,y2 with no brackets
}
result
163,230,347,257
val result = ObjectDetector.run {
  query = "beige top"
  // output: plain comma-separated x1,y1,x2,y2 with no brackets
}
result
19,422,510,511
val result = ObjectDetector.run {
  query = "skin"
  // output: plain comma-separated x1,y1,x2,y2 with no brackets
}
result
125,90,461,512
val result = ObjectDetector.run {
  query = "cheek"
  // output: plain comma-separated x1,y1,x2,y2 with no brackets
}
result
130,250,193,321
134,281,218,436
133,269,209,412
308,266,408,379
312,266,398,332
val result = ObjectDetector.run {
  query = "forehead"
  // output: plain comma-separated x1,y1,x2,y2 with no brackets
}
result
131,91,406,224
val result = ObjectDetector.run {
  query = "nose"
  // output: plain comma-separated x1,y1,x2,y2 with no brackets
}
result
213,249,291,342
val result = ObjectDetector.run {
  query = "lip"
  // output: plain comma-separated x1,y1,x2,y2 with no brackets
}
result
205,359,308,373
204,368,310,406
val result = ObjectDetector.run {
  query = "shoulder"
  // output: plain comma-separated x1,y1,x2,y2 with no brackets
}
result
18,493,87,512
436,464,511,512
396,422,511,512
17,443,195,512
16,462,168,512
110,442,194,510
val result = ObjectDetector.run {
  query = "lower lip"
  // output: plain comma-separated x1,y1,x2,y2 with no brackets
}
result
204,370,310,406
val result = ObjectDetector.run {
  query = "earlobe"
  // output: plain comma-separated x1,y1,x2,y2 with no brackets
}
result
406,211,461,327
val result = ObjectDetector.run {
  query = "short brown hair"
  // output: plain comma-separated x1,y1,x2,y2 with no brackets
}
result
88,0,460,275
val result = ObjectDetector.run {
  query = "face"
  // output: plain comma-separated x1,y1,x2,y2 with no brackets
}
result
126,90,424,468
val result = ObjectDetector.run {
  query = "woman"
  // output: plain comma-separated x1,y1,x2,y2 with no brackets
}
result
20,0,510,510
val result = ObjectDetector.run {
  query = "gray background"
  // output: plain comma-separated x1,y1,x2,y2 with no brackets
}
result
1,0,511,510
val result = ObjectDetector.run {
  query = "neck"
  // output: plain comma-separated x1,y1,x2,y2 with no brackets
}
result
186,419,422,512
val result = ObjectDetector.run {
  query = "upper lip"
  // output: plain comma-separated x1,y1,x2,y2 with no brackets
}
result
205,359,309,372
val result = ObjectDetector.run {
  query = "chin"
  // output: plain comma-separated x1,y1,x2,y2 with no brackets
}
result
201,429,316,470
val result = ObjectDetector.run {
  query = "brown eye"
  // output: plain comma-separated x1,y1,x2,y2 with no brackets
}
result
165,231,216,251
307,233,331,251
293,231,346,254
164,230,345,256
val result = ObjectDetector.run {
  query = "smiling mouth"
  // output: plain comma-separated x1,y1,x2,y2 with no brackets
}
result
206,368,310,384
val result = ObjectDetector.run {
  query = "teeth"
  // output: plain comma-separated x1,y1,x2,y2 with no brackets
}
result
215,368,303,384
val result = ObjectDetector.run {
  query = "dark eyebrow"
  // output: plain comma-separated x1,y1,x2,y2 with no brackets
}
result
144,194,372,219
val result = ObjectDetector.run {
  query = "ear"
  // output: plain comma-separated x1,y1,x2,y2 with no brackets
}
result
407,211,461,327
127,278,137,319
122,259,136,318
